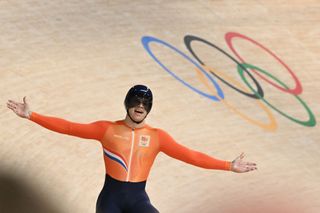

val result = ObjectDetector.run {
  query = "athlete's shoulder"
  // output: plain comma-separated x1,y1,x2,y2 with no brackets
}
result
113,120,130,127
93,120,113,125
145,126,170,138
91,120,115,129
143,124,158,131
140,123,162,132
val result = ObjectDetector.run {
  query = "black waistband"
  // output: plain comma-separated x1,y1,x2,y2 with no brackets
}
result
103,174,147,191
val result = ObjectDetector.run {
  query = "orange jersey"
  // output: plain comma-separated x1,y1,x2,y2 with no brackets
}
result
30,112,231,182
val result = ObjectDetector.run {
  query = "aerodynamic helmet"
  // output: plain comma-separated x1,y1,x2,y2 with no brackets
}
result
124,85,153,114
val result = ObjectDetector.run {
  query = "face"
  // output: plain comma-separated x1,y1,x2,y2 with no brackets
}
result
128,103,148,123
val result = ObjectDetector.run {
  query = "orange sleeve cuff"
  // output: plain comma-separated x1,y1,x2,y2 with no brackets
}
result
29,112,37,121
226,161,232,171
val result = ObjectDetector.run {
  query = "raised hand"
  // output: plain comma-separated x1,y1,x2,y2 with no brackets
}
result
7,96,31,119
231,153,257,173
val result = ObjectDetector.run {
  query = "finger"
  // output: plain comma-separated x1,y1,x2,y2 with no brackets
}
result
23,96,27,105
235,152,245,161
245,162,257,166
7,101,14,107
247,166,257,171
248,167,257,172
237,152,245,161
240,152,245,159
7,104,15,110
247,165,257,169
243,167,251,173
7,102,17,109
8,105,18,113
238,164,257,172
8,100,18,105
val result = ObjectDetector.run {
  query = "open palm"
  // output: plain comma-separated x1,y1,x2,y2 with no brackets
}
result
231,153,257,173
7,96,31,119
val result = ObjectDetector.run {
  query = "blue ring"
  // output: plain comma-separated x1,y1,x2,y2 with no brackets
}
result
141,36,224,101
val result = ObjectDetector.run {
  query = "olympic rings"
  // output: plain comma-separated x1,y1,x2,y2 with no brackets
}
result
141,33,317,129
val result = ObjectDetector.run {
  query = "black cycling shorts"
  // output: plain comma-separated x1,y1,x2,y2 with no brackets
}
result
96,174,159,213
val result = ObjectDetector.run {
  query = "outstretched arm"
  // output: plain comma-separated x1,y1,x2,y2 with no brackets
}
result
158,129,257,173
7,97,108,140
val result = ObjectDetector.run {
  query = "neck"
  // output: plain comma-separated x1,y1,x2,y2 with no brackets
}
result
124,114,146,129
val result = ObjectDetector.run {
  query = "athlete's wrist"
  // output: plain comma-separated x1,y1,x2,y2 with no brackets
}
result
229,160,236,172
26,111,32,119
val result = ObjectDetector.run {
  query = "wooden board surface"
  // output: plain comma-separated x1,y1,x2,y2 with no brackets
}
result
1,1,319,212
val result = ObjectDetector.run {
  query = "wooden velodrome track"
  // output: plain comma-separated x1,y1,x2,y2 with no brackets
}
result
1,0,319,212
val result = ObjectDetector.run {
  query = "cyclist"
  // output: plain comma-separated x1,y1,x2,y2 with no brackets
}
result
7,84,257,213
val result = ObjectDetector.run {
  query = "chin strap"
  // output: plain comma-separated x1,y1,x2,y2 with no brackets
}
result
127,109,147,124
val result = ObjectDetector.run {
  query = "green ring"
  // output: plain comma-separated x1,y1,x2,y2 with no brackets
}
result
238,63,316,127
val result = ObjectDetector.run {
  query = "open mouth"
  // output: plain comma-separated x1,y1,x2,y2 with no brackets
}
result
134,109,144,114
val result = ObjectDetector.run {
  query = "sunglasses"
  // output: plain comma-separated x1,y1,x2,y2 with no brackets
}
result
127,96,152,110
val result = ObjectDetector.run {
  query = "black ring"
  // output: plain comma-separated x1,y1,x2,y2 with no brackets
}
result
184,35,264,99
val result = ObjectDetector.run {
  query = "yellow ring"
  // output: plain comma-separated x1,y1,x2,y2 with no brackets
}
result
195,64,277,131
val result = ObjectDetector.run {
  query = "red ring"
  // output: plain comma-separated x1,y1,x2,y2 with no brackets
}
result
225,32,302,95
